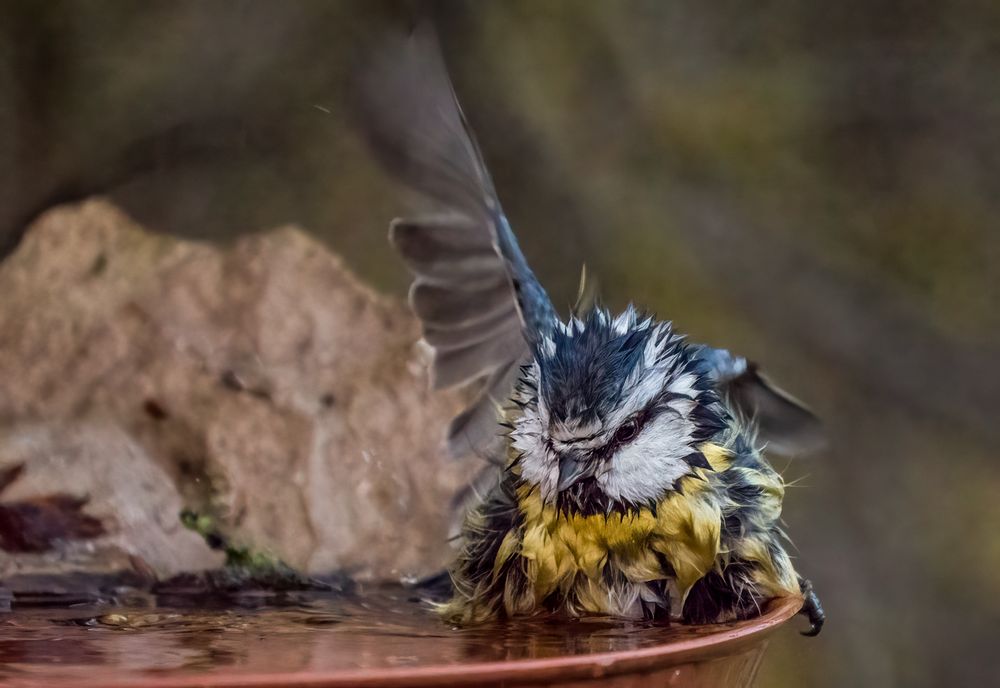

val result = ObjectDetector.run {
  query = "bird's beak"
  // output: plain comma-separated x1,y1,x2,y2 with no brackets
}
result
557,453,596,492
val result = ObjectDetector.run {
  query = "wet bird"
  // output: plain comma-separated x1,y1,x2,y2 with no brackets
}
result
354,25,824,635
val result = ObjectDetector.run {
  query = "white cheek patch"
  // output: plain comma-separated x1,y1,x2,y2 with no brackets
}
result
512,424,555,497
510,363,558,497
597,409,696,504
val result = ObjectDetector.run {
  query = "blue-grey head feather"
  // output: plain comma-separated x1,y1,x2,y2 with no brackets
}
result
538,312,653,424
536,308,725,440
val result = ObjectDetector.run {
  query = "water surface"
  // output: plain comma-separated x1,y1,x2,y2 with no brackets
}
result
0,585,751,685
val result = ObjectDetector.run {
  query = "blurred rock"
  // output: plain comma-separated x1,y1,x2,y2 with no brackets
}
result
0,198,473,586
0,423,213,596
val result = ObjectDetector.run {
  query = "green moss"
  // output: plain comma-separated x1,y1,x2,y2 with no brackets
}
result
179,509,318,590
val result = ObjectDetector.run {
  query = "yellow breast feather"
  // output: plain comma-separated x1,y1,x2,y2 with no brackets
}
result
505,443,733,613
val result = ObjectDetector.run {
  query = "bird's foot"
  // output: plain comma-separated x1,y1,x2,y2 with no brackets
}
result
797,578,824,636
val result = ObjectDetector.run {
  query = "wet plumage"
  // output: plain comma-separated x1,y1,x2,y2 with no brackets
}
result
354,24,824,634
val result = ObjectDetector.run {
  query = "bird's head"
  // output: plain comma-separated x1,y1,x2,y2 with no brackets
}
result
509,306,728,511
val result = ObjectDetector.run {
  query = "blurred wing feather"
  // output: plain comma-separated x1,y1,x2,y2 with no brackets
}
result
354,25,542,461
446,358,523,459
694,346,825,456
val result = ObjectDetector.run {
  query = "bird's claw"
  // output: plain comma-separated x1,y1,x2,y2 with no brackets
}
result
798,578,824,636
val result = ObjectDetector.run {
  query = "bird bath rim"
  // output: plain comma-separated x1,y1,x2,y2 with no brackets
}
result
22,595,803,688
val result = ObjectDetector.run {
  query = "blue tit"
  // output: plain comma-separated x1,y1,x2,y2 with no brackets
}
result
354,25,824,635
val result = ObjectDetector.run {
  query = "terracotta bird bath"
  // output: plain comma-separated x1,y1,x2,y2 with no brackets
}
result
0,589,802,688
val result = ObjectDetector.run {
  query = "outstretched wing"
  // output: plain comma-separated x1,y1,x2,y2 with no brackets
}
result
693,346,824,456
353,24,556,461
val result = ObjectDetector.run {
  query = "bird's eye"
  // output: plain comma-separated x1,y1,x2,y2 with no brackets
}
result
614,419,640,444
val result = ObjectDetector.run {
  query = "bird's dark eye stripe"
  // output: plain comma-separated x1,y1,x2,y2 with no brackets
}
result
614,420,639,443
611,407,653,447
561,400,674,458
607,395,685,450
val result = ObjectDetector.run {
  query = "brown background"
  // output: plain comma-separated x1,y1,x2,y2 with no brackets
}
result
1,1,998,686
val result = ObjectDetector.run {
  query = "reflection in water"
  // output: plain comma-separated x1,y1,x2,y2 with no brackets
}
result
0,585,758,682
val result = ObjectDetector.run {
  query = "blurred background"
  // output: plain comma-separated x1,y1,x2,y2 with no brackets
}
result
1,1,998,686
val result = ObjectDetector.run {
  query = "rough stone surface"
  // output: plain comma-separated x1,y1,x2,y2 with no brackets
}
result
0,199,474,583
